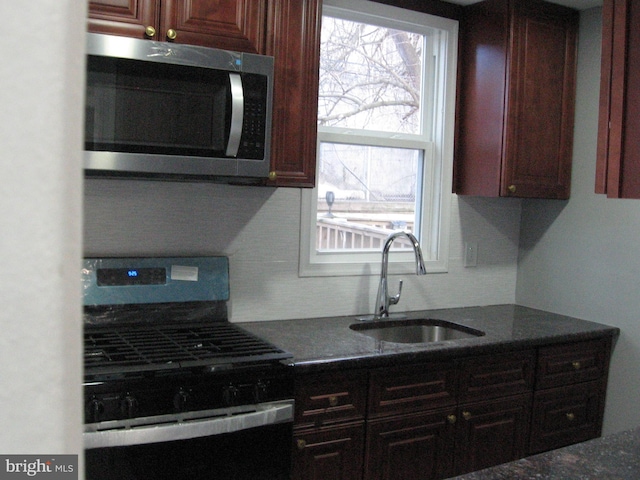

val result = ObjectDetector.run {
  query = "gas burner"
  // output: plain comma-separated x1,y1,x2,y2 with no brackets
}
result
84,322,291,377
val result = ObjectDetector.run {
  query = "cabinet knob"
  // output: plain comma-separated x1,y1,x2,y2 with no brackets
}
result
572,361,581,370
447,414,457,424
268,171,277,181
145,26,156,38
507,185,517,194
462,411,472,421
328,395,339,407
296,439,307,450
566,412,576,422
167,29,177,40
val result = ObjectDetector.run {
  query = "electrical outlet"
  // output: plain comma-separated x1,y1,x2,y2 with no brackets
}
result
464,242,478,267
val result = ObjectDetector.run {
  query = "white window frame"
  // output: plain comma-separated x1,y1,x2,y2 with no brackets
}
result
299,0,458,277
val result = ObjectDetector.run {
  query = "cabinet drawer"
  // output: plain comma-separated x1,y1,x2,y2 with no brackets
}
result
458,350,535,403
536,338,611,389
529,380,605,454
295,370,367,428
369,361,457,418
291,422,365,480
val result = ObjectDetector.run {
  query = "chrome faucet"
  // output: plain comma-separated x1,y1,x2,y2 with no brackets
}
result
373,231,427,319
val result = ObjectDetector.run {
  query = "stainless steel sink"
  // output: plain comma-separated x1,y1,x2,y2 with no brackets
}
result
350,318,484,344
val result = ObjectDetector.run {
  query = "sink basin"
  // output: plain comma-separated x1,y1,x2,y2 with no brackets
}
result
350,318,484,344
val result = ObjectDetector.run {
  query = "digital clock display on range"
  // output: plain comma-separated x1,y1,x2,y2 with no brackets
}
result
96,267,167,286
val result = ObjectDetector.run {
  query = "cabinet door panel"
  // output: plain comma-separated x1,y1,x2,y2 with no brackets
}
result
265,0,321,187
365,410,456,480
160,0,267,51
530,381,604,454
503,2,577,198
292,423,365,480
88,0,158,38
596,0,640,198
455,395,531,475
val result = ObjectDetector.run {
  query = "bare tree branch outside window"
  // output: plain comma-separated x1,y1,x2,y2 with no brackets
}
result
316,16,427,251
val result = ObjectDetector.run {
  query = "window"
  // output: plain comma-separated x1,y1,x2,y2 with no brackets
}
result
300,0,458,276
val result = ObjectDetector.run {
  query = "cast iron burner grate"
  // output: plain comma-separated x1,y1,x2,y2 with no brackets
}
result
84,322,291,376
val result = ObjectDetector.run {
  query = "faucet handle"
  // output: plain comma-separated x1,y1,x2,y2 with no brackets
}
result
389,280,403,306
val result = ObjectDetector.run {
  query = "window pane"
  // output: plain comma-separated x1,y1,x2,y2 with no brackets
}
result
317,142,420,252
319,16,423,134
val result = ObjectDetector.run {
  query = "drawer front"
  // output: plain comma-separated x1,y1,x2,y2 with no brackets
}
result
458,350,536,403
369,361,458,418
295,370,368,428
529,380,605,454
291,422,365,480
536,338,611,389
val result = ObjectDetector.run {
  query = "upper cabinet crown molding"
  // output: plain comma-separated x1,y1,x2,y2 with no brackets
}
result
454,0,578,199
596,0,640,198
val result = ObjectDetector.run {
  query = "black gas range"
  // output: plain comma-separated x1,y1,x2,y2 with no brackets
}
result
82,257,294,480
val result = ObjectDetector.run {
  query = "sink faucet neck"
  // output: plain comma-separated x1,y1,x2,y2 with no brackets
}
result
373,231,426,320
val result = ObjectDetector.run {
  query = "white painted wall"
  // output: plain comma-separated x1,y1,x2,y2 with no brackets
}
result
0,0,84,455
84,183,521,320
516,7,640,435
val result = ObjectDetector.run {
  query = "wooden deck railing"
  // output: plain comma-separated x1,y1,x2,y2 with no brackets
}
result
316,218,414,250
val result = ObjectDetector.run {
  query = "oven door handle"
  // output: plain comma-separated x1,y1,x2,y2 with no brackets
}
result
84,400,293,449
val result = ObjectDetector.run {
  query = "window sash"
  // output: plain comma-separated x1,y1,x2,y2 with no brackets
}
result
299,0,457,278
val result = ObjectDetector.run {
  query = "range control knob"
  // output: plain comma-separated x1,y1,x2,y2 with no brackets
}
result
223,384,239,407
254,380,269,403
173,388,190,412
120,394,138,419
86,398,104,423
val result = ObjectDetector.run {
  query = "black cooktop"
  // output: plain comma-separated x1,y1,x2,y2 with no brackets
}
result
84,321,291,377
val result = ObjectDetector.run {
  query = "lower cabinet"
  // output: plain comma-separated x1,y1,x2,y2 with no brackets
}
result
291,337,612,480
529,338,612,454
292,422,365,480
362,396,532,480
365,409,456,480
454,395,531,475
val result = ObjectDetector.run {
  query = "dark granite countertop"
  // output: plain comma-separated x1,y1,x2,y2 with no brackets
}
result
239,304,619,372
448,426,640,479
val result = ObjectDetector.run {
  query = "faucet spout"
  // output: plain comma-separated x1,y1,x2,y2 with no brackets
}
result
373,231,426,320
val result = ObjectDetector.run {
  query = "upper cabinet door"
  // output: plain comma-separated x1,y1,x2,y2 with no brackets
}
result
596,0,640,198
160,0,268,52
88,0,268,52
454,0,578,199
265,0,321,187
503,2,578,199
87,0,158,39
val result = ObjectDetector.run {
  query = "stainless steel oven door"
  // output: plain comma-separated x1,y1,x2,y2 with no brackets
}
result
84,400,293,480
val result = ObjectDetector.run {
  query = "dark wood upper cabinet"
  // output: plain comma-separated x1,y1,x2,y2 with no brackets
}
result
265,0,321,187
596,0,640,198
87,0,157,39
88,0,268,53
454,0,578,199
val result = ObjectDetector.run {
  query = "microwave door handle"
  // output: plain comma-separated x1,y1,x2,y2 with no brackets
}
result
226,73,244,157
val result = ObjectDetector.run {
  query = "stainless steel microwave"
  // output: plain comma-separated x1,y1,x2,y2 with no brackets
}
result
84,33,273,182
